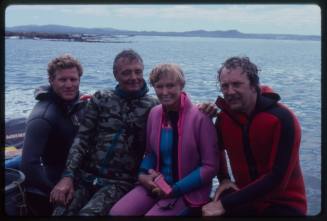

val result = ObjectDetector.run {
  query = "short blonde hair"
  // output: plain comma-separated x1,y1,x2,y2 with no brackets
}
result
47,54,83,81
149,63,185,88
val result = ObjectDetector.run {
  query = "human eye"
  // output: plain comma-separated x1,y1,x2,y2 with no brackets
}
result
134,69,143,75
167,83,174,88
70,78,78,82
220,83,228,91
121,70,131,76
155,84,163,89
232,82,242,88
58,77,66,82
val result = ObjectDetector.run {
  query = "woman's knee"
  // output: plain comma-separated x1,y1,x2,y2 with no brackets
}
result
109,186,156,216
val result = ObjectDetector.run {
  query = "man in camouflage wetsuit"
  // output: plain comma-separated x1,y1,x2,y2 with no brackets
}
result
49,49,159,216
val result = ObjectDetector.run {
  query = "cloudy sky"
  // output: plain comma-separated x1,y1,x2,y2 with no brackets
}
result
5,4,321,35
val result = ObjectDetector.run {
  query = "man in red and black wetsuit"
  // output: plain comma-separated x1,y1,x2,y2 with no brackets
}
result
202,56,307,216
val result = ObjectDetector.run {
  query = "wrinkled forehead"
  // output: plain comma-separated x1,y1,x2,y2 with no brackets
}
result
116,58,143,75
53,67,80,78
117,57,143,68
220,66,249,82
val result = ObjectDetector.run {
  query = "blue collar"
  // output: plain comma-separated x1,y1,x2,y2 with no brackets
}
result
114,81,149,99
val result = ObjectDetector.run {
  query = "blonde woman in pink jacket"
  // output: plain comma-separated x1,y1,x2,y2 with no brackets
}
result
110,64,218,216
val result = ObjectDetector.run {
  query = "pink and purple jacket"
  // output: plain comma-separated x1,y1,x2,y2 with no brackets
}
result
141,92,218,207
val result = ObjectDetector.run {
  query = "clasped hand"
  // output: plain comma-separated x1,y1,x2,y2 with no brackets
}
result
138,169,171,198
49,177,74,206
202,179,239,216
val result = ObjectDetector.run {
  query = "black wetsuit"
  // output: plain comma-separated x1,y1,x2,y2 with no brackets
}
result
21,85,88,215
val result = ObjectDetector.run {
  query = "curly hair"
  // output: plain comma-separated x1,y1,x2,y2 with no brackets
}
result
217,56,260,90
47,54,83,80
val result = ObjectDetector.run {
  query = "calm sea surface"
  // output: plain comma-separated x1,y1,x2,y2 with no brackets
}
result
5,36,321,215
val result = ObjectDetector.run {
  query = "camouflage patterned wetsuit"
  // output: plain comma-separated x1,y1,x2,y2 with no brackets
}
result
53,83,158,216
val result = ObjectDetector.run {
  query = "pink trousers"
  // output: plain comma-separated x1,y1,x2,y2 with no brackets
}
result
109,185,189,216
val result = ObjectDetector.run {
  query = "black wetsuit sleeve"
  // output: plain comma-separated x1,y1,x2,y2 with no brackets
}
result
221,108,297,211
21,118,54,195
215,116,231,182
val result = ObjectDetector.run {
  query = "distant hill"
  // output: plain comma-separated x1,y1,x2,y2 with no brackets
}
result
5,25,320,41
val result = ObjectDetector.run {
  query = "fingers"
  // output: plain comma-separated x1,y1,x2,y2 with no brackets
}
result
202,201,218,216
139,173,157,190
148,169,159,177
152,187,164,198
152,187,160,194
50,184,73,206
206,103,218,116
198,102,218,117
213,187,224,201
202,201,225,216
231,183,240,191
65,189,74,206
197,103,208,112
148,169,160,185
50,177,75,206
213,184,231,201
148,177,158,190
213,183,239,201
50,187,60,203
50,188,66,205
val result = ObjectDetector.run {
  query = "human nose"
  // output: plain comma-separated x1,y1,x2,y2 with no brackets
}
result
130,70,140,80
223,85,236,95
227,86,236,94
65,79,73,87
161,87,169,95
130,72,137,79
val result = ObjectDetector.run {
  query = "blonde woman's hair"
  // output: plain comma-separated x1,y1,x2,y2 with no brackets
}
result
149,63,185,88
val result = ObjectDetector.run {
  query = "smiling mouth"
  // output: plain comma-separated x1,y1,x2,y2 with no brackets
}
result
161,96,171,100
64,91,76,95
127,81,142,87
227,98,241,105
129,83,140,87
162,100,171,102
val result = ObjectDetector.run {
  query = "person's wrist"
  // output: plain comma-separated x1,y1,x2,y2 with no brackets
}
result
138,168,148,176
62,170,74,179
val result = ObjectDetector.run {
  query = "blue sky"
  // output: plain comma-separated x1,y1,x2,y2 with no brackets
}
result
5,4,321,35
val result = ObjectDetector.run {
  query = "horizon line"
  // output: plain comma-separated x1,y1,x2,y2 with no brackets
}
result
5,24,321,37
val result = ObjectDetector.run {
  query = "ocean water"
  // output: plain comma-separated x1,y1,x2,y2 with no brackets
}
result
5,36,321,215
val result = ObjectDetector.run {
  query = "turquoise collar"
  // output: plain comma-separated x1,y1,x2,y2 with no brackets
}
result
114,81,149,99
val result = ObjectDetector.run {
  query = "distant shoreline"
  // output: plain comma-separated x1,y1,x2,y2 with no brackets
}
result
5,25,321,42
5,31,132,43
